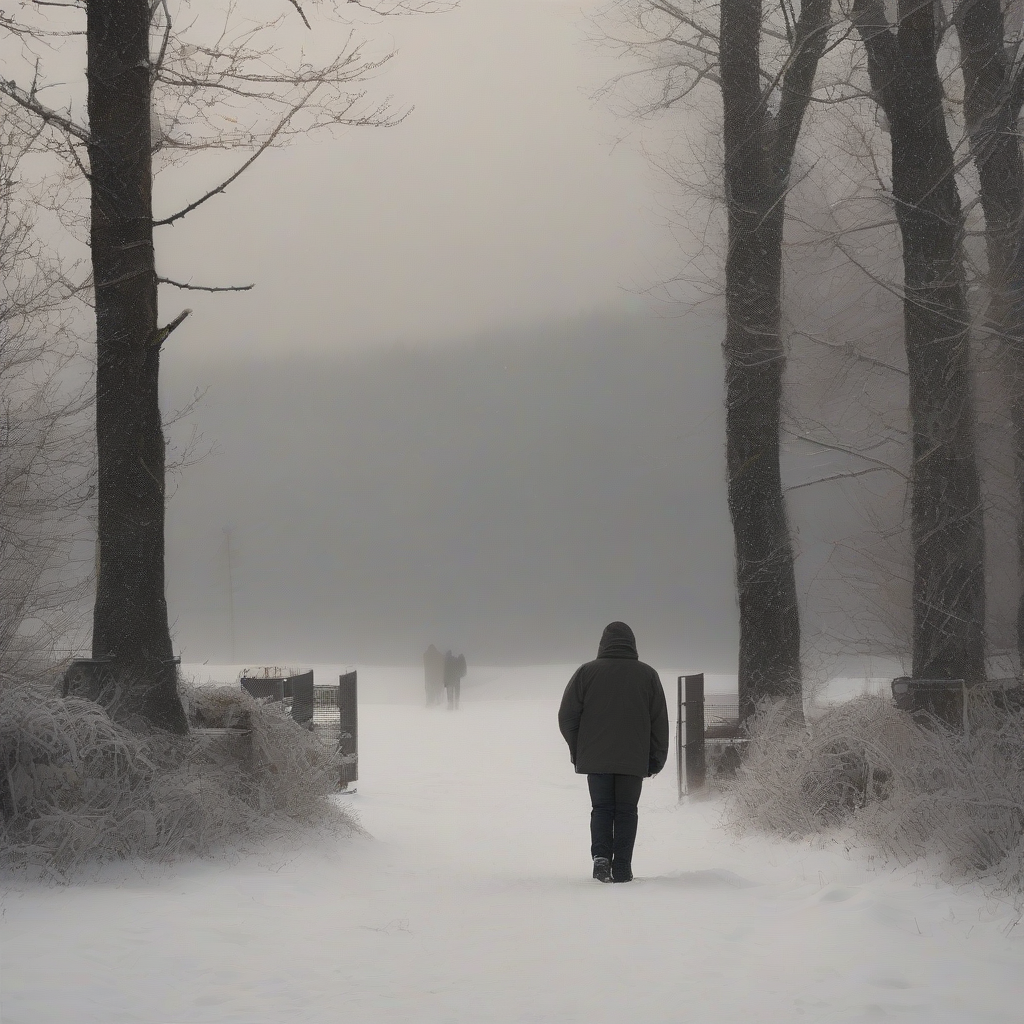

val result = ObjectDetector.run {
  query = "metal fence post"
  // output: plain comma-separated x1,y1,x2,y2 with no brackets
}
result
676,676,684,801
684,673,706,796
338,670,358,789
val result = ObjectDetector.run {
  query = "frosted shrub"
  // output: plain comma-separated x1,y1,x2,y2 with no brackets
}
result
731,692,1024,888
0,674,352,878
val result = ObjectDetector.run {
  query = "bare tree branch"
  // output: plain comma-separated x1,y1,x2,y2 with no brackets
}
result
774,0,833,171
285,0,312,29
787,430,910,477
0,80,90,144
148,308,192,349
786,466,900,491
152,94,312,226
158,276,253,292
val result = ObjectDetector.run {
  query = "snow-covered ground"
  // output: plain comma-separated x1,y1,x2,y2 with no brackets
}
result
3,664,1023,1023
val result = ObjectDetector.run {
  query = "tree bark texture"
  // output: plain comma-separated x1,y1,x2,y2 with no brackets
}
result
854,0,986,682
720,0,829,720
954,0,1024,669
84,0,187,731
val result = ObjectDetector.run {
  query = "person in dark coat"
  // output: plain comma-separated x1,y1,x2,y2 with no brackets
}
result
558,621,669,883
444,650,467,710
423,644,445,707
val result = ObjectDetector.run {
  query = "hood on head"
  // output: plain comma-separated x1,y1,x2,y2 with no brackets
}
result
597,621,638,660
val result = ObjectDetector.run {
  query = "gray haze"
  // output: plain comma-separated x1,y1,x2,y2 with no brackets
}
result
151,0,679,360
162,309,739,667
20,0,927,672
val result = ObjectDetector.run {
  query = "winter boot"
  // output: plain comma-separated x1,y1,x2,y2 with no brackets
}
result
592,856,612,883
611,862,633,883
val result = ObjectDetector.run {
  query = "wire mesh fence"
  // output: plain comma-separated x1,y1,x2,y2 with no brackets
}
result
677,674,745,798
310,673,358,787
238,669,357,787
239,669,314,723
312,684,342,749
237,667,358,786
704,696,742,739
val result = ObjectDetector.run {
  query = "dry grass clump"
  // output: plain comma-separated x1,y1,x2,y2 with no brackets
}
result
731,691,1024,888
0,674,352,879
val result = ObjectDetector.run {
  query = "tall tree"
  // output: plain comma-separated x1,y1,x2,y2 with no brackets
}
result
719,0,830,720
2,0,405,730
86,0,181,729
606,0,832,719
853,0,986,682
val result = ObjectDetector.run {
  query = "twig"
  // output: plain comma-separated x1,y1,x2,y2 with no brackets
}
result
785,466,899,491
153,93,314,226
285,0,311,29
158,276,253,293
148,308,192,349
0,80,91,144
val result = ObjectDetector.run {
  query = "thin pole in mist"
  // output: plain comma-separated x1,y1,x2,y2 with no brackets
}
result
224,526,237,663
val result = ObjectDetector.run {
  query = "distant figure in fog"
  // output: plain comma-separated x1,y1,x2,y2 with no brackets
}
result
423,644,445,707
444,650,467,710
558,621,669,883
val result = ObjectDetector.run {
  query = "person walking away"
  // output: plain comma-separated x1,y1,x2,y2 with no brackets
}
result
444,650,467,710
423,644,445,707
455,653,466,706
443,651,456,709
557,621,668,883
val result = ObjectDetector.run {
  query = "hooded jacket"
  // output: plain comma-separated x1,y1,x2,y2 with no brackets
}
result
557,622,669,777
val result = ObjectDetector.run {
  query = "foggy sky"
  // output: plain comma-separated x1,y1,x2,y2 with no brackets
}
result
14,0,925,672
17,0,993,675
153,0,680,361
28,0,916,672
149,0,718,671
162,309,740,668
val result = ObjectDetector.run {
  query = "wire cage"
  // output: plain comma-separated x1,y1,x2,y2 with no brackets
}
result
703,695,742,740
677,674,745,798
311,672,358,788
239,668,357,787
313,684,342,748
239,668,314,724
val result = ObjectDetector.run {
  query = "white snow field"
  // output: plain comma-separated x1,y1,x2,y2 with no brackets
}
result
3,664,1024,1023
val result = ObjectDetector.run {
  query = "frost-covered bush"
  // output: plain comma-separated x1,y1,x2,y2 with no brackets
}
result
731,692,1024,888
183,680,346,821
0,675,353,879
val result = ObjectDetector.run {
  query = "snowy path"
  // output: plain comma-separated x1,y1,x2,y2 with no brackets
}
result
3,681,1024,1023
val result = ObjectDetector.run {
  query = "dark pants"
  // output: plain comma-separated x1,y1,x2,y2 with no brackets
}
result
587,773,643,874
446,680,460,709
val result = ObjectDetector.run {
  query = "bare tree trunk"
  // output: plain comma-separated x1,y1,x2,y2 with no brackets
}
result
86,0,187,732
721,0,829,720
854,0,985,682
955,0,1024,671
